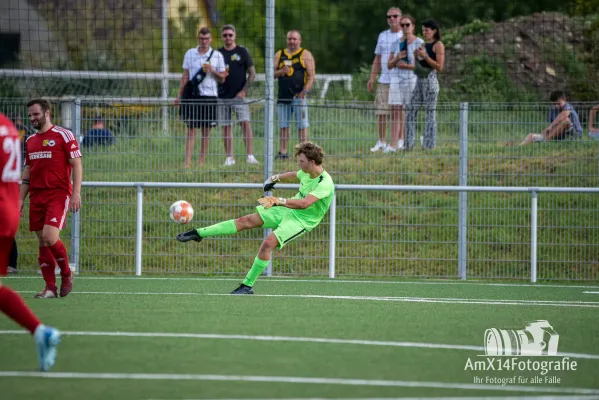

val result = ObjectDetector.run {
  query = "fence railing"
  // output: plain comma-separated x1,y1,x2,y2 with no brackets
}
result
55,182,599,282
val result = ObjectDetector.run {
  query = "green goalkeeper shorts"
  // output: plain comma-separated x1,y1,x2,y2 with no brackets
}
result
256,205,308,249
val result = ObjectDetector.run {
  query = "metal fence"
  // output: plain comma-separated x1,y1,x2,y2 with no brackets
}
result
6,98,599,281
13,182,599,281
2,99,599,188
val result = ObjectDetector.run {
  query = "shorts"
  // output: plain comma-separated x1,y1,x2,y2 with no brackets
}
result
180,96,218,128
218,98,251,126
277,97,309,129
0,203,19,237
256,205,308,249
374,83,391,115
389,80,417,106
29,190,70,232
0,236,13,276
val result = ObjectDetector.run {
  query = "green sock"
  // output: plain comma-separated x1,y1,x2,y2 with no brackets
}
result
197,220,237,237
242,256,270,287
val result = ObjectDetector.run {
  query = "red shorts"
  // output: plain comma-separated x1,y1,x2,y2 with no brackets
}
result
29,190,71,232
0,237,13,276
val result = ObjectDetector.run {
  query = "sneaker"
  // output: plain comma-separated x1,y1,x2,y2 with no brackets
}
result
275,152,289,160
383,145,397,153
397,139,405,150
224,156,236,166
246,155,260,164
34,287,57,299
7,266,17,274
34,324,61,371
370,141,387,152
60,271,74,298
176,228,203,243
231,283,254,295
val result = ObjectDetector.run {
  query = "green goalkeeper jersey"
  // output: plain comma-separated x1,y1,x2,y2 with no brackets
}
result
291,169,335,231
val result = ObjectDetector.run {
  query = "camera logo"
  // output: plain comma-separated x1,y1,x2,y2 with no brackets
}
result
484,320,559,356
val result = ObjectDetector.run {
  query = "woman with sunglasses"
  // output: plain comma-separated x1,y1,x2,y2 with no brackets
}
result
405,19,445,150
386,15,423,152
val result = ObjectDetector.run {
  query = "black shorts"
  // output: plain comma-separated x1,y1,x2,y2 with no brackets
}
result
179,96,218,128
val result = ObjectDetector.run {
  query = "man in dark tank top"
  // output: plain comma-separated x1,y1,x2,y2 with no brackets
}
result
274,30,316,159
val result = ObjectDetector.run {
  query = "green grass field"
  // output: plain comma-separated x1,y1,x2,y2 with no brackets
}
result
1,276,599,399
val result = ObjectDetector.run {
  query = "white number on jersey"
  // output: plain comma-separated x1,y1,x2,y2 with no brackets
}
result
2,137,21,183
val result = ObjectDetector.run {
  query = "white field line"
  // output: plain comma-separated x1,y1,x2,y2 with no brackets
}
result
1,330,598,360
15,290,599,308
583,292,599,294
5,275,599,289
1,371,599,395
147,397,599,400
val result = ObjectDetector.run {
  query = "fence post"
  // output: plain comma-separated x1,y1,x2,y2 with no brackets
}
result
530,190,538,283
328,192,336,278
135,185,144,276
161,0,169,135
263,0,276,277
458,102,469,280
70,99,81,273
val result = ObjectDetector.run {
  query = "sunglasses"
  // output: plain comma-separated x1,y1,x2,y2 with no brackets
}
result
387,14,400,19
400,23,411,27
222,33,233,37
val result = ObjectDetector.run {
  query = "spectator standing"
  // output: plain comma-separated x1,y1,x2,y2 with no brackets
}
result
405,19,445,150
217,24,259,166
387,15,423,151
274,30,315,159
368,7,404,153
176,27,227,167
588,104,599,139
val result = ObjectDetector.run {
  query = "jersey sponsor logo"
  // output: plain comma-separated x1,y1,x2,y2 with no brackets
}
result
70,150,82,159
29,151,52,160
0,126,9,136
42,139,56,146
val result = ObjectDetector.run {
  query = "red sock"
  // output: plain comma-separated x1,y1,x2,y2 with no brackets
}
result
49,240,70,276
0,286,41,334
39,246,57,291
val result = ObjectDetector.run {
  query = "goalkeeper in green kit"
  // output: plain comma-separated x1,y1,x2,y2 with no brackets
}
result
176,141,335,294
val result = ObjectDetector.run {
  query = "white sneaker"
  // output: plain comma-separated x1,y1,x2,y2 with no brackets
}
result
398,139,405,150
246,155,259,164
370,141,387,152
383,145,397,153
224,156,236,166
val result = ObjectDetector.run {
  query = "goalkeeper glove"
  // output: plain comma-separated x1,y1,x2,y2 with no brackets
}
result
263,174,280,192
257,196,287,209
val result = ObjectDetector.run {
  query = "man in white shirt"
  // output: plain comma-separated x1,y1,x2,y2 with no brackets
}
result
367,7,404,153
176,27,227,167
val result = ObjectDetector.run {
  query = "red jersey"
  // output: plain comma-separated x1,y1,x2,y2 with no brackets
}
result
25,125,82,195
0,113,21,237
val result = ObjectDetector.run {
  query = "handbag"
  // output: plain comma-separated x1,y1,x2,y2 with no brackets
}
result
181,50,214,100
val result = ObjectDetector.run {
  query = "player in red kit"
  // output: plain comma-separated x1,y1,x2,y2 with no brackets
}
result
20,99,83,298
0,113,61,371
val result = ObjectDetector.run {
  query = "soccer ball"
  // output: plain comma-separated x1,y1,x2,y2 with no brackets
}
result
169,200,194,224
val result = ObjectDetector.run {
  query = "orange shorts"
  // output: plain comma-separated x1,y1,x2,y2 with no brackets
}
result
29,190,71,232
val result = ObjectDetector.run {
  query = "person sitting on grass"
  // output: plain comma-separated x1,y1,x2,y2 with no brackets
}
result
588,104,599,139
519,91,583,146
